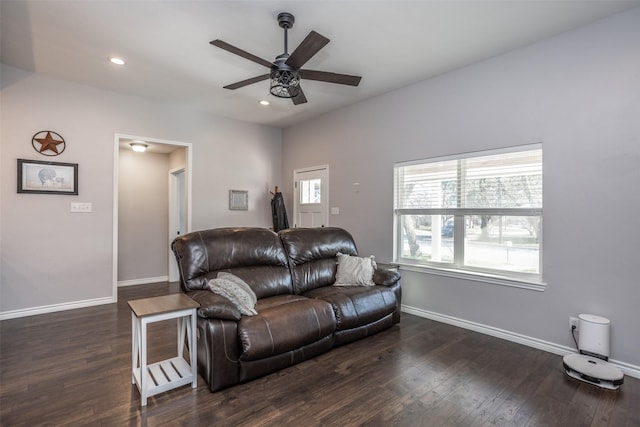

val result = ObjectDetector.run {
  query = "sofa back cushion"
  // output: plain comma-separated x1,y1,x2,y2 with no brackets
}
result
278,227,358,294
172,227,293,298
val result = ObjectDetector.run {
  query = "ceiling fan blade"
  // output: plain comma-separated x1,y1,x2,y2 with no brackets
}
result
300,69,361,86
292,88,308,105
210,40,273,69
223,74,270,90
285,31,330,70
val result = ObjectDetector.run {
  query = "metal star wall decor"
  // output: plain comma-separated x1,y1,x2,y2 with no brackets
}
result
32,131,66,156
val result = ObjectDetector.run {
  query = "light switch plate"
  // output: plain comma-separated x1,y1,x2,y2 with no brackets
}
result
70,202,92,213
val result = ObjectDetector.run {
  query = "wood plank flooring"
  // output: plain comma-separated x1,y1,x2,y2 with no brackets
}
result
1,282,638,426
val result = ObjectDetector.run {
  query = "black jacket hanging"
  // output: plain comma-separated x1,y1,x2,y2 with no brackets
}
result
271,191,289,232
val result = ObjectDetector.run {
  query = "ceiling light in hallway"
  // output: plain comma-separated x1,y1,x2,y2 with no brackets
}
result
130,142,148,152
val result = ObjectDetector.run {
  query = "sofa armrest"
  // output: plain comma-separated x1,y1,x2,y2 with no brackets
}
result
374,267,402,324
373,267,401,287
187,290,242,321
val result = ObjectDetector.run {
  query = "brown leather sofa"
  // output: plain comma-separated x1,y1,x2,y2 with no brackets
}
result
171,227,401,392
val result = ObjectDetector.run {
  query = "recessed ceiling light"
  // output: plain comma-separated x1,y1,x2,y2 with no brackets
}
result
109,57,126,65
259,100,270,106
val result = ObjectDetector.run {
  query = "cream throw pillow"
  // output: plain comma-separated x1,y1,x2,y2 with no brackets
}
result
208,272,257,316
334,252,377,286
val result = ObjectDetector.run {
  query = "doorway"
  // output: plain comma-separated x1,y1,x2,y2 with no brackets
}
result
113,134,192,299
293,165,329,228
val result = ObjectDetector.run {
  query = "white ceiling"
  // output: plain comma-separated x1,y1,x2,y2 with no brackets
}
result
2,1,638,128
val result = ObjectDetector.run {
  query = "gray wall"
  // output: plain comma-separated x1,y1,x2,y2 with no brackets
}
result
1,64,282,315
118,149,170,282
282,8,640,369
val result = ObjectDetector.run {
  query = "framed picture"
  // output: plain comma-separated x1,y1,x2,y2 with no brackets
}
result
17,159,78,195
229,190,248,210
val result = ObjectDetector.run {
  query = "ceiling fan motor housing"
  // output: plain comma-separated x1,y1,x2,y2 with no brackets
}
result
270,54,301,98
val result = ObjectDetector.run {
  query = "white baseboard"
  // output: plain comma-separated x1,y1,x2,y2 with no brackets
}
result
402,304,640,380
117,276,168,287
2,276,167,320
0,296,115,321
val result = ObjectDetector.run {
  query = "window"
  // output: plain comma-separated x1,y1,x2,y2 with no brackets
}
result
300,178,321,204
394,144,542,283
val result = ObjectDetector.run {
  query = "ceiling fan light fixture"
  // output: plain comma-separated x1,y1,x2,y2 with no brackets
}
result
270,67,301,99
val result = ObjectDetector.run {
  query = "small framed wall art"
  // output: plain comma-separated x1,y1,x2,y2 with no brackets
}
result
17,159,78,195
229,190,248,210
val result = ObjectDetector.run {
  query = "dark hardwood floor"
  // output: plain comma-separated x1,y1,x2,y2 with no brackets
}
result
1,282,638,426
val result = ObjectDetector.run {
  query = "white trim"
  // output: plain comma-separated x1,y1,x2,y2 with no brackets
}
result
117,276,169,287
398,264,546,292
0,297,115,321
394,142,542,167
401,304,640,379
168,167,186,282
113,136,120,304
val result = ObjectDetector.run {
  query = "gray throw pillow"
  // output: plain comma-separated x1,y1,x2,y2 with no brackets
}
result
333,252,377,286
217,272,257,305
208,272,257,316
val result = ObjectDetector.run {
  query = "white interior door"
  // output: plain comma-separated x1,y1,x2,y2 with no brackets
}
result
293,166,329,228
168,168,186,282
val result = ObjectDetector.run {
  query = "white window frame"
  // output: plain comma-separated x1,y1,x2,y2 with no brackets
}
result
393,144,544,291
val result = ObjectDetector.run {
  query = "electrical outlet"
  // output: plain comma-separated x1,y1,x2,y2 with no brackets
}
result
569,316,579,330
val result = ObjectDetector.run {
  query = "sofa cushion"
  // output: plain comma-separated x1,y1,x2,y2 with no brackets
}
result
172,228,293,298
238,295,336,361
279,227,359,294
303,285,397,331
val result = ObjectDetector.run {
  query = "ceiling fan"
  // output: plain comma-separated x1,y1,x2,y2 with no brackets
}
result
210,12,362,105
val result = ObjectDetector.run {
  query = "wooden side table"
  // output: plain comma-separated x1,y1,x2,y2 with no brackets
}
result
128,293,199,406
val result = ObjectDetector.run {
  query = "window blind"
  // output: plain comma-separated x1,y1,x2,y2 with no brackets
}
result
395,145,542,212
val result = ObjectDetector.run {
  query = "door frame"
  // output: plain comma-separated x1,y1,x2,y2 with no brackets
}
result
168,167,186,282
293,164,329,228
112,134,192,301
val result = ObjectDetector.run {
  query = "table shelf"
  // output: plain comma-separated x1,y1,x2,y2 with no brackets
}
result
133,357,194,398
